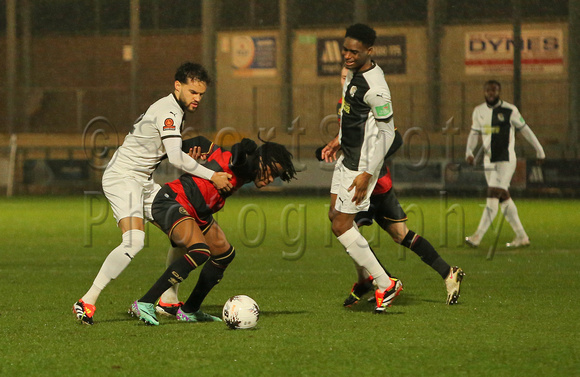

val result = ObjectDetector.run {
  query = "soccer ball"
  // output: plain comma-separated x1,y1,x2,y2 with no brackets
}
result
222,295,260,329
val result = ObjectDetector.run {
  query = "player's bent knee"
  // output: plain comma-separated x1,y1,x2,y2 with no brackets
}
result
400,230,417,248
209,238,230,254
122,229,146,258
211,245,235,268
391,233,405,244
392,235,405,244
328,208,337,222
386,223,407,244
331,222,348,237
185,242,211,267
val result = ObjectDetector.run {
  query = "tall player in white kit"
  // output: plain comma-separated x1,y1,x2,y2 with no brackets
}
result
465,80,545,249
73,62,232,325
321,24,402,314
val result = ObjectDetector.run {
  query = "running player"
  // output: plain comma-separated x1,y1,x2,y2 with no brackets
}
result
321,23,401,314
350,167,465,306
319,69,464,306
464,80,545,248
73,62,232,325
129,136,296,325
319,137,464,305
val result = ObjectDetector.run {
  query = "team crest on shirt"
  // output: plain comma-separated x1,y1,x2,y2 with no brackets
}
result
163,118,176,131
497,113,505,122
349,86,357,97
179,207,189,215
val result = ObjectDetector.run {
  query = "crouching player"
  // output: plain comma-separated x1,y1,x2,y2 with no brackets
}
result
129,136,296,325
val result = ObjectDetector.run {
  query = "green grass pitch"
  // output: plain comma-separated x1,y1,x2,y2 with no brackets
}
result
0,195,579,376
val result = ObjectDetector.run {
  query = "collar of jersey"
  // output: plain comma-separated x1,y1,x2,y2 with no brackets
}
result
352,60,376,76
171,92,187,114
486,99,503,109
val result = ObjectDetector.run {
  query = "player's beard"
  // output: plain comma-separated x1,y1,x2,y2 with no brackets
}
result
179,100,199,113
176,95,198,113
485,97,500,107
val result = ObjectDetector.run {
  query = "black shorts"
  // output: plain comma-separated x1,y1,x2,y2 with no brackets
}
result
152,185,214,239
355,189,407,229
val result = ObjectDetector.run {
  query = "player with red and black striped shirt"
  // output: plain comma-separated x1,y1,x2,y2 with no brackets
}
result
129,136,296,325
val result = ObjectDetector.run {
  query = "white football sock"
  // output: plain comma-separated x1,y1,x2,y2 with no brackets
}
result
337,227,390,290
350,222,371,282
82,229,145,305
501,198,528,239
354,261,371,281
475,198,499,238
160,246,186,304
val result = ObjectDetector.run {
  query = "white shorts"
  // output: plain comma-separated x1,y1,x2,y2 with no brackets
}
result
330,157,380,214
484,160,516,191
102,169,161,223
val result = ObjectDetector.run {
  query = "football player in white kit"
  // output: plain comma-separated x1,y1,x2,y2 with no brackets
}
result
465,80,545,249
73,62,232,325
322,24,402,314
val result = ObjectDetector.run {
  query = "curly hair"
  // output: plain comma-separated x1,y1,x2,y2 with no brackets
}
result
174,62,212,86
253,141,296,183
345,23,377,47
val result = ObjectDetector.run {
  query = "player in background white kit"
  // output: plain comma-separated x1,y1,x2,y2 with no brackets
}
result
465,80,545,249
73,62,232,325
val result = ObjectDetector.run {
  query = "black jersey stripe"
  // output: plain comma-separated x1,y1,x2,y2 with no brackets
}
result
161,135,181,140
490,107,513,162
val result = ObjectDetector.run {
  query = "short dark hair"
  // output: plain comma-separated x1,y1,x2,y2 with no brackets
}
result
484,80,501,90
252,141,296,183
345,23,376,47
175,62,212,86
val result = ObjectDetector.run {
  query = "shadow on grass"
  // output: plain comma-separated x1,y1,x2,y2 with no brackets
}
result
259,310,310,317
346,293,419,312
93,317,142,324
190,305,310,317
104,305,310,326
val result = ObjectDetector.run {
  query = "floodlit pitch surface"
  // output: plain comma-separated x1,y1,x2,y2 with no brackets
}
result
0,196,578,376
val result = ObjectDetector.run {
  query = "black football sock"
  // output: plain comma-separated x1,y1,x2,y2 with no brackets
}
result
140,243,210,304
401,230,450,279
182,246,236,313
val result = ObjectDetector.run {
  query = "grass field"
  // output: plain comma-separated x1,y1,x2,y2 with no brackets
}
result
0,195,579,376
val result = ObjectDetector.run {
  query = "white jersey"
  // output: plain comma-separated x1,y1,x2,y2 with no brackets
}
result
339,62,394,172
106,93,184,179
470,100,525,163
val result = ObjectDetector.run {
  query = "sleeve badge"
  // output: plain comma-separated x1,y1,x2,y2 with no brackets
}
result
163,118,176,131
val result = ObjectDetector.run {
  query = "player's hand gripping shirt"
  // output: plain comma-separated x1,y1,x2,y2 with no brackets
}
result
339,62,395,172
167,136,253,216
